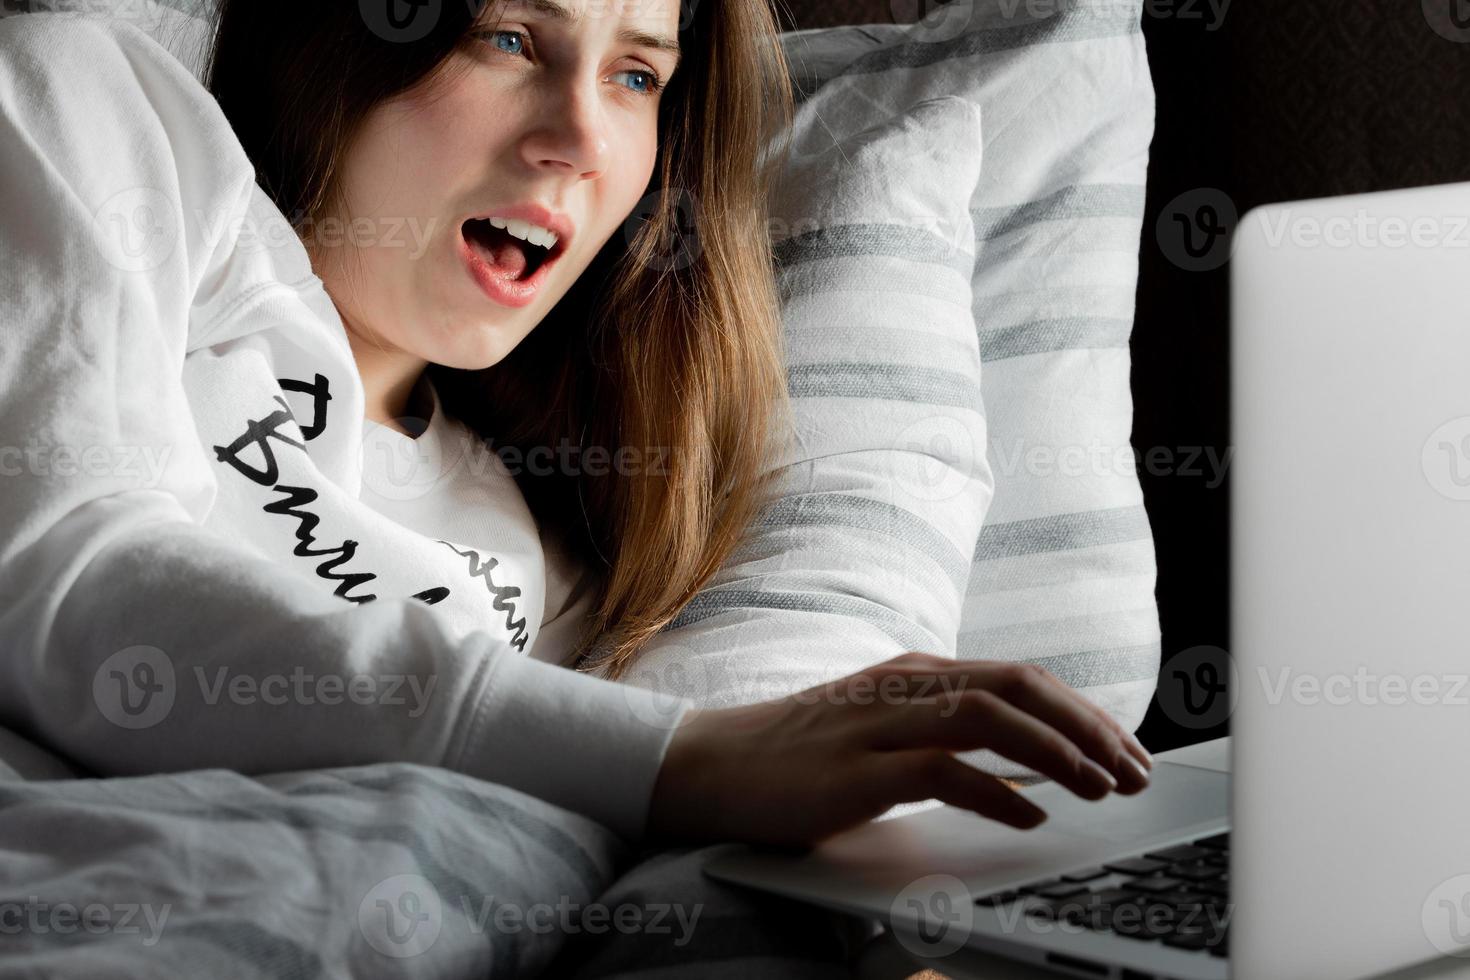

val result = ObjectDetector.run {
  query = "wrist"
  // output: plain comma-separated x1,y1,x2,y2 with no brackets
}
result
645,705,721,844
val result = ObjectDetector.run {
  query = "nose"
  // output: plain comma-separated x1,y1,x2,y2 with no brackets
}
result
520,73,610,180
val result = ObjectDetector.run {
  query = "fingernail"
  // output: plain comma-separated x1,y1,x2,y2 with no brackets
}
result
1129,734,1154,768
1119,754,1151,790
1017,805,1047,829
1081,756,1118,794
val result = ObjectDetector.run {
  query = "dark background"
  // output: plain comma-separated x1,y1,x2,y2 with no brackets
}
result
776,0,1470,753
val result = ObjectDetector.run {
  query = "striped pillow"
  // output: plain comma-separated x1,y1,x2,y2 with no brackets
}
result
951,0,1161,776
615,94,992,707
624,0,1161,782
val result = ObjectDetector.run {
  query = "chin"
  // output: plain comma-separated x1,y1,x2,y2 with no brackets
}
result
431,321,524,372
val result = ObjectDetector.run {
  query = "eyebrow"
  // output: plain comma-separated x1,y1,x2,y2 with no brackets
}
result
500,0,683,67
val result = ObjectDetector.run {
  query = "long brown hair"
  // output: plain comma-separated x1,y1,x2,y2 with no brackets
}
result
205,0,797,679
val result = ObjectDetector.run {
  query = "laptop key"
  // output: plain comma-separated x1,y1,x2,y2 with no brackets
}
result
1059,866,1109,882
1028,896,1090,923
1194,832,1230,850
1163,930,1211,951
1016,878,1064,895
1103,857,1171,876
975,889,1020,906
1148,889,1210,904
1110,903,1175,940
1170,862,1224,881
1127,876,1184,894
1080,889,1144,931
1144,844,1216,864
1036,882,1089,899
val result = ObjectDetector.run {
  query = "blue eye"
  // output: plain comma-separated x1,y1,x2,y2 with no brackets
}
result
488,29,525,56
477,30,665,98
612,68,663,97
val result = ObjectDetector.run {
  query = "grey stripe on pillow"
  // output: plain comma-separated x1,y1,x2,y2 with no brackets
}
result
788,5,1142,99
972,184,1148,241
754,493,973,590
669,589,941,655
774,224,975,278
974,505,1155,560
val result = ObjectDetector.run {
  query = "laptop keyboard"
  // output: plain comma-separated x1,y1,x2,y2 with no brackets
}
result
976,831,1230,957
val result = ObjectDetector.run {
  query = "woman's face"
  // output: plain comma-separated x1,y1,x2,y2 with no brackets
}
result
313,0,683,374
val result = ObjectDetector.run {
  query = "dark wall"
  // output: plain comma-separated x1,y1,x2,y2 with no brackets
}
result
1130,0,1470,753
775,0,1470,754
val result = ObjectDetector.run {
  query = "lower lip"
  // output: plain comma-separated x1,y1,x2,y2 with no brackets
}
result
458,231,561,309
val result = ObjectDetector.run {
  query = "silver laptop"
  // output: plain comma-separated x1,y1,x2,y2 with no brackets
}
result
705,179,1470,979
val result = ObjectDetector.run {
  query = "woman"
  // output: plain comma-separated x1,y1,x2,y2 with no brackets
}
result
0,0,1151,853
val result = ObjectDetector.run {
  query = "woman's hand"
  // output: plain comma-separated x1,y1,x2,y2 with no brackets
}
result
645,651,1155,847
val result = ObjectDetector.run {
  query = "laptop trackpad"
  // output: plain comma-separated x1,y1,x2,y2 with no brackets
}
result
1017,761,1229,844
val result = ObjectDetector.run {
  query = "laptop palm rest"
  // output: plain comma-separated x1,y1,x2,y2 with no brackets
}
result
704,762,1229,912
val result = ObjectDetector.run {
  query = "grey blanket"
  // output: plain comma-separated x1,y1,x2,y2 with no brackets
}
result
0,728,873,978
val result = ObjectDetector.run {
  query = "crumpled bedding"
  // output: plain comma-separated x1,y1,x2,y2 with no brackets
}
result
0,727,872,979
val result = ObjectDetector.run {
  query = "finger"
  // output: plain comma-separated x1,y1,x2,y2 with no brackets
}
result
970,662,1154,773
977,664,1154,789
870,689,1124,801
1024,665,1155,772
869,656,1154,774
876,749,1048,830
901,662,1149,791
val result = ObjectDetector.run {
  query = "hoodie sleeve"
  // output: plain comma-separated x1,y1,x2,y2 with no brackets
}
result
0,14,690,841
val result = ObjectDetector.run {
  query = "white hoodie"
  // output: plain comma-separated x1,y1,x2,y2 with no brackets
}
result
0,14,692,840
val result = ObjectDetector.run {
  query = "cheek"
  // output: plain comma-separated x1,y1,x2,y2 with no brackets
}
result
597,133,662,251
339,101,469,225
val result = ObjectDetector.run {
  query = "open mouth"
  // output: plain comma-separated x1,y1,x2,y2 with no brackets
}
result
460,218,561,281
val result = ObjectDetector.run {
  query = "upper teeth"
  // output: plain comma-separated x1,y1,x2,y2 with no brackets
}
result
488,217,558,250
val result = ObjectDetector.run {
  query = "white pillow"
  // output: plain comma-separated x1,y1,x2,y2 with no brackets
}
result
776,1,1162,779
1,0,215,79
